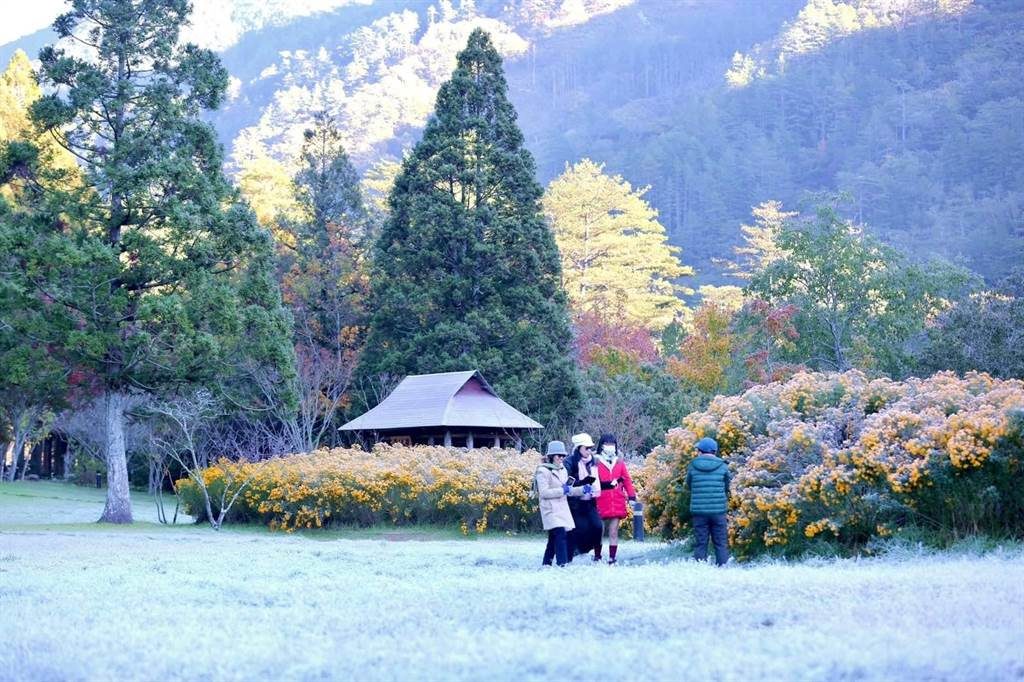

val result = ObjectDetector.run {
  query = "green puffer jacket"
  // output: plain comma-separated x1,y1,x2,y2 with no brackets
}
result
686,454,731,515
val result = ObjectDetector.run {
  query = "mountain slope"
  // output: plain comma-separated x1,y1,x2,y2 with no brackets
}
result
3,0,1021,282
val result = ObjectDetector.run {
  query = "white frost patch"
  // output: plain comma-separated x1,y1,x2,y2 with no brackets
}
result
1,530,1022,681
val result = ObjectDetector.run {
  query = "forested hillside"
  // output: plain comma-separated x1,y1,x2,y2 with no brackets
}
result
517,0,1023,280
5,0,1018,281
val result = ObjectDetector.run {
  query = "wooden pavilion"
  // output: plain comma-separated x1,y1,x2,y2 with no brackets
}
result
338,370,542,449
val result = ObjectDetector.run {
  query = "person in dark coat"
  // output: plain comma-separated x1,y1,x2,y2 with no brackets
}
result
564,432,603,562
686,437,731,566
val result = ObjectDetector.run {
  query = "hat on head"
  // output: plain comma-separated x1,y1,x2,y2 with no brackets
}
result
545,440,567,456
696,437,719,454
571,433,595,449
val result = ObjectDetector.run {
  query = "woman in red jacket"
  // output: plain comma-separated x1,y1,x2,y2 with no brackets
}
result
594,433,637,564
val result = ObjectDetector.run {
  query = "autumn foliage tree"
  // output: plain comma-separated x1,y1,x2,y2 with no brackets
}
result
277,114,369,451
543,159,693,331
572,310,659,369
735,300,806,386
667,304,737,396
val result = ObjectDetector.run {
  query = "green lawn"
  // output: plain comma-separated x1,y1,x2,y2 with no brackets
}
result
0,480,480,540
0,480,187,528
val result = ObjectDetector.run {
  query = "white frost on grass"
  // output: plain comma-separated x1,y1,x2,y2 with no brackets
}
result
0,481,190,526
2,528,1023,681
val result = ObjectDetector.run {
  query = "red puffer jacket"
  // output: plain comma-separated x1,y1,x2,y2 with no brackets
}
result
595,456,636,520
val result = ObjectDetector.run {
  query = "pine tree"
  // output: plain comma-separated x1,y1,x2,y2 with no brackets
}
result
725,201,798,280
9,0,295,522
543,159,694,331
360,28,580,429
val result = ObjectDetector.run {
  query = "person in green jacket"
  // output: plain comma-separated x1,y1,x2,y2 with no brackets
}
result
686,437,731,566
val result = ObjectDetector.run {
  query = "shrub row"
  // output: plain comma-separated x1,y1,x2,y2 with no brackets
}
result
638,370,1024,558
179,446,562,533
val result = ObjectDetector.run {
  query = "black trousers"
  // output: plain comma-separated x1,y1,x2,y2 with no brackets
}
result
542,527,568,566
692,513,729,566
567,501,602,560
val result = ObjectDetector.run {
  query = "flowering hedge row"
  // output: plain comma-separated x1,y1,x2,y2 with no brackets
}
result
638,370,1024,558
179,446,546,533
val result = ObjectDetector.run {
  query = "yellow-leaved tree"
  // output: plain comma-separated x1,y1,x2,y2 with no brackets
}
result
0,50,40,142
0,50,78,181
543,159,693,330
236,153,299,246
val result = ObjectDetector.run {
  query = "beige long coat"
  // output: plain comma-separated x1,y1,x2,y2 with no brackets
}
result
535,464,579,531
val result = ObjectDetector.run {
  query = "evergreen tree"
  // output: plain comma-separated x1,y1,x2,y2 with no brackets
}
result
10,0,295,522
0,52,76,478
360,29,580,429
724,201,798,280
0,147,68,480
542,159,693,331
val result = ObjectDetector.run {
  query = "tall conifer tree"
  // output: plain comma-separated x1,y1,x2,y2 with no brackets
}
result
361,29,580,429
7,0,295,522
543,159,693,331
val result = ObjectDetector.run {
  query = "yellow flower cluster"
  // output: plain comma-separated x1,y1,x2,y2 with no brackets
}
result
177,445,541,533
642,370,1024,557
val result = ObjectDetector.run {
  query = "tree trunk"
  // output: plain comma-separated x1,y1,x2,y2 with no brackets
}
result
7,431,27,482
0,439,7,481
147,458,159,495
99,390,133,523
19,439,32,480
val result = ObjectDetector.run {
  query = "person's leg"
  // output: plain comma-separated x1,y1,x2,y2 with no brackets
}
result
589,505,603,560
565,527,577,562
553,527,568,566
607,517,620,563
572,509,592,555
710,513,730,566
692,514,710,561
543,529,556,565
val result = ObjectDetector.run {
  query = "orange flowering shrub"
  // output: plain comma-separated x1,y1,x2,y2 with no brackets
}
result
178,445,540,533
640,370,1024,558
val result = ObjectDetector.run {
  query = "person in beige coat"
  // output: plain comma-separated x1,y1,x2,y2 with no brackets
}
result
535,440,585,567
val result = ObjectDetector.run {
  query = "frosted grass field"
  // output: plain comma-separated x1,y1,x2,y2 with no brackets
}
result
2,482,1023,681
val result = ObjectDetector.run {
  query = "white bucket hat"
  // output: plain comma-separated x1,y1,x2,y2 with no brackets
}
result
571,433,594,449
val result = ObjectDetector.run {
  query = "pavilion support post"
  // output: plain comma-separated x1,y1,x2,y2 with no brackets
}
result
444,430,452,448
493,435,501,448
515,436,523,452
428,436,435,446
467,432,474,449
